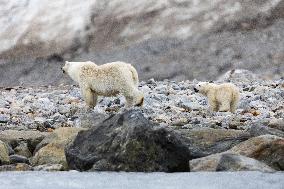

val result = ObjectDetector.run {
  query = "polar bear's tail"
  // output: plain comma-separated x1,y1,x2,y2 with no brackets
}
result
128,64,139,87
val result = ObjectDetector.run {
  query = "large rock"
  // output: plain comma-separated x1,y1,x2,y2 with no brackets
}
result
77,112,109,129
9,154,30,165
249,123,284,138
268,118,284,131
32,143,68,169
190,152,275,172
13,142,32,158
0,140,9,165
65,110,191,172
0,0,95,59
1,0,283,58
217,69,261,82
32,127,84,170
0,130,48,154
34,127,85,153
230,135,284,170
179,128,250,158
216,153,275,172
0,163,32,172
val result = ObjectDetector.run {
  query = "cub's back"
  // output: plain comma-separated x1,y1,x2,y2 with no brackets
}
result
218,83,239,98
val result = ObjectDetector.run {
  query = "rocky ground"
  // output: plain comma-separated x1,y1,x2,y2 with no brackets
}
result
0,70,283,172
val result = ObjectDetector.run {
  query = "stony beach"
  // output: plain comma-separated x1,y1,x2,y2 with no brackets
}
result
0,70,283,172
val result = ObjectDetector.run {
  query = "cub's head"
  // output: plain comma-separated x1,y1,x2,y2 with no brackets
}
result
194,81,214,95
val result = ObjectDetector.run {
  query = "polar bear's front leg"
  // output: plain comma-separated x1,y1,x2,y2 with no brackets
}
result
230,93,239,113
208,98,218,112
93,93,98,107
125,96,134,108
81,87,95,109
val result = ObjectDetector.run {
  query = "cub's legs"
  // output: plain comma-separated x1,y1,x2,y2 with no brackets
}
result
230,95,239,113
208,98,219,112
218,99,231,112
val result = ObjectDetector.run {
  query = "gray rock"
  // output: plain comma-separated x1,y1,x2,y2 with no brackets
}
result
218,69,260,82
0,163,32,171
58,105,71,115
78,112,108,129
216,153,275,172
190,152,275,172
32,127,84,170
0,114,9,123
171,118,189,126
14,142,32,158
6,144,14,155
32,98,55,113
0,99,8,108
230,135,284,171
179,128,250,158
0,140,9,165
9,154,30,164
0,130,48,154
249,123,284,138
268,118,284,131
146,78,156,85
177,98,202,111
33,164,64,171
66,110,191,172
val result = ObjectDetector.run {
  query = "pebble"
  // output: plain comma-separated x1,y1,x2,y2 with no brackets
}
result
33,164,64,171
0,114,10,123
0,99,9,108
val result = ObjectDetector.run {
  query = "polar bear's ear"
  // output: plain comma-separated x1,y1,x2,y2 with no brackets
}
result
65,61,70,66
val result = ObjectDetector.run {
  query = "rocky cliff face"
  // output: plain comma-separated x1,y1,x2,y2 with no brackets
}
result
0,0,284,86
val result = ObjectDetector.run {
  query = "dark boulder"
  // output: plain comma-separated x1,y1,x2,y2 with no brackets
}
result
65,110,191,172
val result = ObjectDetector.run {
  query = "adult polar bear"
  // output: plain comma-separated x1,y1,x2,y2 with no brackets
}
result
62,61,144,108
194,82,240,113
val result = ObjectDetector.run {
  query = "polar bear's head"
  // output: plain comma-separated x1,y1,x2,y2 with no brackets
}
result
62,61,96,81
194,81,215,95
62,61,92,82
61,61,71,74
61,61,96,74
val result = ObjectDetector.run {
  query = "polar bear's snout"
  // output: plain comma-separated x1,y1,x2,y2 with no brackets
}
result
61,67,66,74
193,87,199,92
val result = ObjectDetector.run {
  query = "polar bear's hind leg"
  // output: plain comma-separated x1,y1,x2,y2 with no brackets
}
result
208,98,219,112
230,93,239,113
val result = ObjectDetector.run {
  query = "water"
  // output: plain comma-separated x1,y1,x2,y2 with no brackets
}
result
0,171,283,189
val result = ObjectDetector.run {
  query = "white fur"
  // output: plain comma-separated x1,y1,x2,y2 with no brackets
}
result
62,61,144,108
195,82,240,113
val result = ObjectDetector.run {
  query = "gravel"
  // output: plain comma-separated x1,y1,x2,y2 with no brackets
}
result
0,70,283,132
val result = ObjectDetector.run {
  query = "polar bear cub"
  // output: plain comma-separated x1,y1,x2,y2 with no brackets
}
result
194,82,240,113
62,61,144,108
